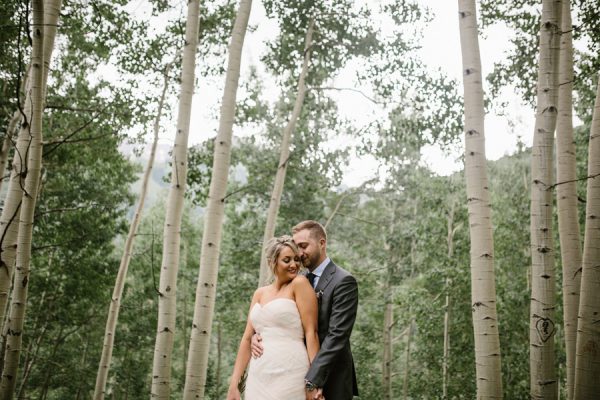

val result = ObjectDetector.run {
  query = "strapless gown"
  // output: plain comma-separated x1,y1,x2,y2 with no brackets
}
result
244,298,309,399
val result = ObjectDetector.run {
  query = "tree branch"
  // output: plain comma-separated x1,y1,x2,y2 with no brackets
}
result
546,172,600,191
309,86,381,104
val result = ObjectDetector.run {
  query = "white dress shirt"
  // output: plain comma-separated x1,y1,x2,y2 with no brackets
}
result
310,257,330,289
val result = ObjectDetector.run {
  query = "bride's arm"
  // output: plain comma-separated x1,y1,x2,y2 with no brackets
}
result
227,290,260,399
294,276,320,363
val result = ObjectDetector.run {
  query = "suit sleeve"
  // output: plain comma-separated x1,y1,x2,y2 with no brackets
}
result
305,274,358,387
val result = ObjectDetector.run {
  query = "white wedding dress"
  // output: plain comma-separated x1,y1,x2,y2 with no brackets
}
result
244,298,309,399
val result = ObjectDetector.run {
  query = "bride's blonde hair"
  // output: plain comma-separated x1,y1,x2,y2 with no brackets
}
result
265,235,300,276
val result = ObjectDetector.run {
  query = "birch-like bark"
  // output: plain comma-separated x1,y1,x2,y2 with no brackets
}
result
150,1,201,397
457,1,503,398
0,0,45,397
0,111,22,196
182,1,252,398
555,2,580,398
0,0,60,334
529,1,561,398
573,76,600,399
94,65,170,400
257,17,314,286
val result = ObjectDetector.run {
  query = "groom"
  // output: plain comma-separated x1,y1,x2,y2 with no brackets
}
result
253,220,359,400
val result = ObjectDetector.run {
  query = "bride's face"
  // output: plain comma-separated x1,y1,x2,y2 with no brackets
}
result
274,246,300,283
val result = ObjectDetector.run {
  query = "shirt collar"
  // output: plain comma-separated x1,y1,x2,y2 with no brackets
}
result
312,257,330,277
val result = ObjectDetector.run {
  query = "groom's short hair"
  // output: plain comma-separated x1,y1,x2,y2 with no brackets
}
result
292,220,327,241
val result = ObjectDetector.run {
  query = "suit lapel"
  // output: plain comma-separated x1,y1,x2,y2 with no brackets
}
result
315,260,336,292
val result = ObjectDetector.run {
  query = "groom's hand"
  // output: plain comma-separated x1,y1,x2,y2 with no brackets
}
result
250,333,263,358
313,388,324,400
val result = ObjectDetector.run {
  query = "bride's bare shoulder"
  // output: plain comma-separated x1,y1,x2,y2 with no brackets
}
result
291,274,310,287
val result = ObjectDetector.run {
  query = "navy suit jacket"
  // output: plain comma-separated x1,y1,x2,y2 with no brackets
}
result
305,260,359,400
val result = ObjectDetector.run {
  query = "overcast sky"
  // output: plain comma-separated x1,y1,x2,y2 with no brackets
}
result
145,1,537,186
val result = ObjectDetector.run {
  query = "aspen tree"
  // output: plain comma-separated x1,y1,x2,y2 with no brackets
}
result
94,65,170,399
402,317,413,400
0,83,29,197
182,0,252,398
0,0,45,397
0,0,61,335
150,0,200,397
382,204,396,400
458,1,503,397
444,201,460,399
573,76,600,399
529,1,561,398
555,1,580,398
257,17,314,287
382,295,393,400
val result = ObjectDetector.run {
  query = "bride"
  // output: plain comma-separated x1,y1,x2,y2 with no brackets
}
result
227,236,320,400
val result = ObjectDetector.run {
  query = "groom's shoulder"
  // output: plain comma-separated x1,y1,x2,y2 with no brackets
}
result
330,261,356,282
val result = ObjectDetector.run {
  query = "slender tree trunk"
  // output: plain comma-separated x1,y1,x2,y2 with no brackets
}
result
215,323,222,400
555,2,580,398
37,327,63,400
150,1,201,398
182,1,252,398
573,76,600,399
382,291,393,400
0,112,21,197
529,1,562,398
0,0,46,396
402,318,413,400
0,0,60,338
15,290,50,400
180,240,188,386
457,1,503,398
324,192,350,230
95,62,170,400
443,203,458,399
382,204,396,400
442,281,450,399
257,17,315,286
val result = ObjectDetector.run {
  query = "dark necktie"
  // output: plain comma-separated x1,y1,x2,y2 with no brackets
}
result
307,272,317,288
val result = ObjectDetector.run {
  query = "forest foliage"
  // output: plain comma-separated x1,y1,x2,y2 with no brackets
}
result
0,0,599,399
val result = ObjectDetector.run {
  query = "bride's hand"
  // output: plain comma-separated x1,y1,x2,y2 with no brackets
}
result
250,333,263,358
226,387,241,400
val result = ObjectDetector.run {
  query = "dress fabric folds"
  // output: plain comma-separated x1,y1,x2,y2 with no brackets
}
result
244,298,309,400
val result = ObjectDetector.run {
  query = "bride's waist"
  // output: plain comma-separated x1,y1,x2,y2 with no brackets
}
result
259,328,304,341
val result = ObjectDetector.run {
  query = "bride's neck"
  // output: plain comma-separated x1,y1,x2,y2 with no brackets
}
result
272,279,289,291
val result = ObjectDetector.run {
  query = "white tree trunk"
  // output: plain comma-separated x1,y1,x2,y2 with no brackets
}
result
457,1,503,398
94,65,170,400
182,1,252,398
555,2,580,398
0,0,60,336
257,17,314,287
573,76,600,399
0,0,45,397
150,1,201,398
529,1,561,398
0,110,22,197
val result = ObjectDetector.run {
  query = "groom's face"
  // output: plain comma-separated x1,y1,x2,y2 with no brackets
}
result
293,229,323,271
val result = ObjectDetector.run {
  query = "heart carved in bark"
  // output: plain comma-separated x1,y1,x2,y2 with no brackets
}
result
535,317,555,343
